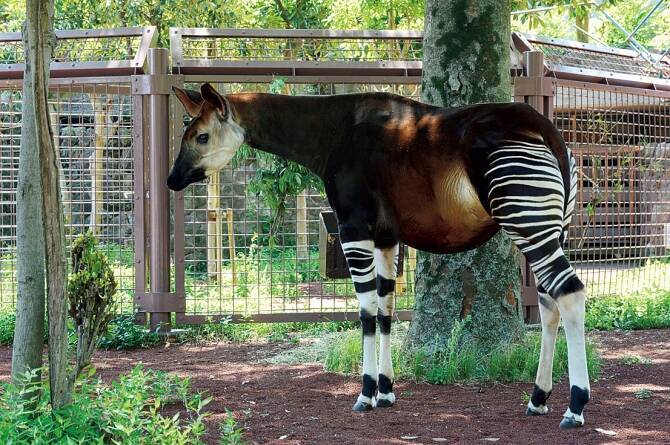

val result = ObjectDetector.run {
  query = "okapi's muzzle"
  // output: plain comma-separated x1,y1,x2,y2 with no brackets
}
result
167,148,206,191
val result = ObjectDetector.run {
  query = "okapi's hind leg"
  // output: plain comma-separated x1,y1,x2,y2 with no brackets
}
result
374,243,399,408
487,140,589,428
339,224,378,412
526,287,560,416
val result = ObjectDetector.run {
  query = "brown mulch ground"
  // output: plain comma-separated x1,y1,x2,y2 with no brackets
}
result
1,330,669,444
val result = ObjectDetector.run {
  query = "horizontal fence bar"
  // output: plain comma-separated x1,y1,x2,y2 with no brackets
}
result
173,28,423,40
0,76,133,93
183,74,422,84
175,60,422,77
176,310,414,324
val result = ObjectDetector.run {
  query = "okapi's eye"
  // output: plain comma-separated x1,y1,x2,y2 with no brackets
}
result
196,133,209,144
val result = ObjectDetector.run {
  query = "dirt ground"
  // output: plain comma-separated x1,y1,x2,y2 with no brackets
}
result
1,330,669,444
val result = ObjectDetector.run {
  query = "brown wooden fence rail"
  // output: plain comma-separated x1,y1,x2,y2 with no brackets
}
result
0,27,668,329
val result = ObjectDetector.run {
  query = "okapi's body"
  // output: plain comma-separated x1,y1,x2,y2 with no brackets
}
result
169,84,590,430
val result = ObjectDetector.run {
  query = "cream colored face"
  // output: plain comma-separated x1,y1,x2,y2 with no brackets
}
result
167,84,245,191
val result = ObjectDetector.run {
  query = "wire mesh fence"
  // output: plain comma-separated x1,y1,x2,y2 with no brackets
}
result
0,83,136,312
173,81,420,318
555,80,670,298
175,29,423,63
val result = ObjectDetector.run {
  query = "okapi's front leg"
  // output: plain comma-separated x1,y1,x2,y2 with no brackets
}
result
375,244,398,408
340,229,378,412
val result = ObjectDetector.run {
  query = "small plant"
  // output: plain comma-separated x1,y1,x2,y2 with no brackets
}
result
98,316,162,350
68,231,118,373
635,388,652,400
0,365,210,444
219,410,247,445
620,354,652,366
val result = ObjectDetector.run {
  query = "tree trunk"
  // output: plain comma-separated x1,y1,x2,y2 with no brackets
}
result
575,13,589,43
10,1,53,388
25,0,70,409
407,0,523,352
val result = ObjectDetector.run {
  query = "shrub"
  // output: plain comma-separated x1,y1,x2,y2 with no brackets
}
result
0,310,15,345
585,292,670,330
68,231,118,372
98,316,162,350
0,365,210,444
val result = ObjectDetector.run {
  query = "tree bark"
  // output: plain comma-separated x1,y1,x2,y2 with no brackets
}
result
10,0,52,388
407,0,523,353
25,0,70,408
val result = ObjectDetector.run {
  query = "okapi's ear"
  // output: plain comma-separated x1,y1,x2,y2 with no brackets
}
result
173,86,203,118
200,83,229,121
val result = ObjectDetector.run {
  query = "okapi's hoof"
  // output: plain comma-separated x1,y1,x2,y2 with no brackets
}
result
352,400,373,412
526,403,548,416
559,416,584,429
375,398,394,408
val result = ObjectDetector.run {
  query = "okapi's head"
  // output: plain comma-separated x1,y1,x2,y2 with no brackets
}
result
167,83,244,191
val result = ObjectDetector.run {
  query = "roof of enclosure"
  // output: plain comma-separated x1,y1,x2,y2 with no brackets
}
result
0,26,669,92
513,33,670,91
0,26,156,81
171,28,670,92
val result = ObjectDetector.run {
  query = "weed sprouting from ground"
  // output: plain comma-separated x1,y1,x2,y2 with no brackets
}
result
219,410,247,445
635,388,653,400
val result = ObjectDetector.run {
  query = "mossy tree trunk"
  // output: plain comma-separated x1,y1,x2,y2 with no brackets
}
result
407,0,523,352
29,0,71,409
11,0,56,389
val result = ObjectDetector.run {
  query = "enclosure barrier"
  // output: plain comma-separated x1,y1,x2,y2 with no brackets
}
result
1,27,669,329
0,26,157,314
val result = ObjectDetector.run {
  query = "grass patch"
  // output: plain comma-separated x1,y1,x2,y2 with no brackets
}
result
619,354,652,366
0,365,219,444
585,291,670,330
322,323,601,385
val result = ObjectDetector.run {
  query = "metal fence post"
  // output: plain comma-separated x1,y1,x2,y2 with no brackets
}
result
513,51,555,323
147,48,172,333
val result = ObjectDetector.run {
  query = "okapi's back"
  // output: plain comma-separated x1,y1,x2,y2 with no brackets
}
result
344,97,575,255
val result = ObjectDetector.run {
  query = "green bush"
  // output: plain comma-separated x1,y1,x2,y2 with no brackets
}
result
0,365,211,445
585,292,670,330
98,316,162,350
0,310,15,345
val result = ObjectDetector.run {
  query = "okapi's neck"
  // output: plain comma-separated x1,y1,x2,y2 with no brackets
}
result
227,93,350,177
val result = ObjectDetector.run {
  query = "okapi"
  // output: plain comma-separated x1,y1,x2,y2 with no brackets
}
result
168,83,590,429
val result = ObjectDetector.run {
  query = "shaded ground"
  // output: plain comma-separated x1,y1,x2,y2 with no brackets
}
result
1,330,669,444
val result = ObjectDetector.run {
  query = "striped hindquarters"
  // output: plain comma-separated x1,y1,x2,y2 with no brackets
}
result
486,140,583,298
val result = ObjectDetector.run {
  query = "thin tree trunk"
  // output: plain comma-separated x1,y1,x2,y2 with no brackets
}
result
407,0,523,352
10,1,53,388
575,13,589,43
25,0,70,409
